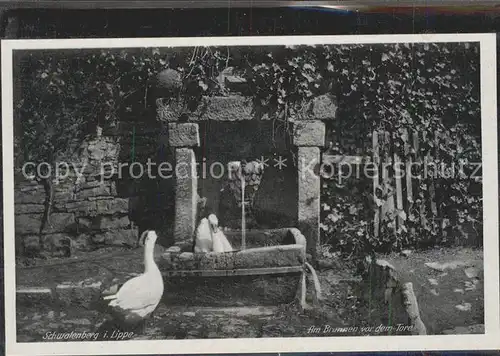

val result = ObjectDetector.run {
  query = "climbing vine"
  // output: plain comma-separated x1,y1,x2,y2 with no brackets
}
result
16,42,482,260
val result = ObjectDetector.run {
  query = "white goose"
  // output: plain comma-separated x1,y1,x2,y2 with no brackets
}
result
194,217,213,253
208,214,233,253
102,230,164,325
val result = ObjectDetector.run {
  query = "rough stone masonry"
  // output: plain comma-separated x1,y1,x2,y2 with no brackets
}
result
14,122,168,257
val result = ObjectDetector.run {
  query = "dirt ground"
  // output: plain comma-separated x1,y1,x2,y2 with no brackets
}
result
15,247,484,341
385,247,484,334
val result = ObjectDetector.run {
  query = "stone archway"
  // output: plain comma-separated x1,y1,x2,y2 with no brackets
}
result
158,91,336,262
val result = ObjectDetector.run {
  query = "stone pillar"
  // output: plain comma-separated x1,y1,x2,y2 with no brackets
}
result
168,123,200,246
294,121,325,263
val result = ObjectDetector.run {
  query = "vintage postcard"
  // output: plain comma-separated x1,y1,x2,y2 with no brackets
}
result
3,34,499,355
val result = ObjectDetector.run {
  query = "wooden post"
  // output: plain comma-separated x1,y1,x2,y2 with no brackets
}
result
403,129,415,239
394,148,404,230
431,131,439,216
241,174,246,250
413,133,428,230
381,131,395,232
425,131,438,217
403,129,413,207
372,130,380,238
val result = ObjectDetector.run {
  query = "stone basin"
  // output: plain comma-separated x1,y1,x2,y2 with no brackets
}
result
159,227,307,307
15,228,307,310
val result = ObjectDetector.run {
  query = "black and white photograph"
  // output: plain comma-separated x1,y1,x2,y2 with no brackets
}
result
3,34,498,355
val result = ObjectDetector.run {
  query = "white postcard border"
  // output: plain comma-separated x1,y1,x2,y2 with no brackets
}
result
3,33,498,355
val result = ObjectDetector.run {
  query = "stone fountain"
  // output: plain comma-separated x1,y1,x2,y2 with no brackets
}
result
155,69,337,307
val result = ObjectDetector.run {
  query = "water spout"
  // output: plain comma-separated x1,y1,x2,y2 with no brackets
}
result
226,159,264,251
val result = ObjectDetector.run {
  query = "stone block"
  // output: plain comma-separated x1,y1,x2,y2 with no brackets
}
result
15,213,75,235
65,201,98,216
168,123,200,147
22,235,41,254
200,96,253,121
17,180,40,189
54,190,74,203
96,198,129,214
157,94,337,122
15,204,45,215
308,94,337,121
297,147,321,261
162,274,299,307
92,228,138,246
76,184,110,199
224,75,248,94
19,234,73,257
234,245,305,269
110,181,118,196
76,217,93,231
80,180,102,189
198,252,236,270
160,244,305,271
293,121,326,147
16,214,43,234
88,196,114,201
72,234,92,251
42,234,72,254
92,215,130,231
47,213,76,234
15,188,45,204
86,138,119,162
79,162,101,177
173,148,198,244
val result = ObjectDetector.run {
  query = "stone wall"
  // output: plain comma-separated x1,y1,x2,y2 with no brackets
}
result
15,74,337,259
15,118,175,258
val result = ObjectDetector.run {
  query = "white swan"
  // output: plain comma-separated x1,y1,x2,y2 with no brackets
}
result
102,230,164,324
208,214,233,253
194,217,213,253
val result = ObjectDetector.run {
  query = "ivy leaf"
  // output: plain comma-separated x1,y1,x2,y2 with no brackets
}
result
198,81,208,91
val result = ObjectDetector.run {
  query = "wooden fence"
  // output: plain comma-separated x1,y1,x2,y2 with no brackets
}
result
324,128,443,240
371,128,440,239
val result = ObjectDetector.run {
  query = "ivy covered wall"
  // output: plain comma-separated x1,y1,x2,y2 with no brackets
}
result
13,42,482,261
